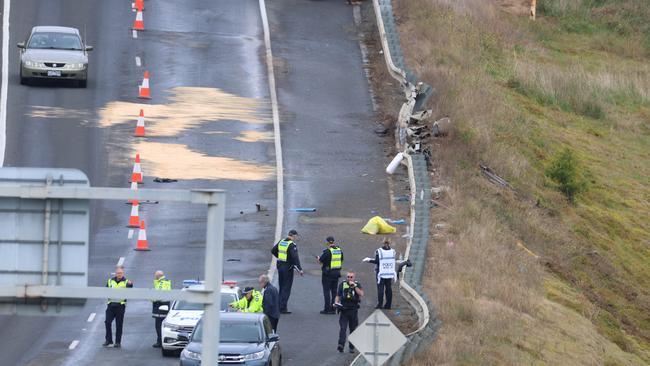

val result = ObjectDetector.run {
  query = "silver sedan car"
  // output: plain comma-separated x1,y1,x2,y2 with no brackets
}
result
17,26,93,87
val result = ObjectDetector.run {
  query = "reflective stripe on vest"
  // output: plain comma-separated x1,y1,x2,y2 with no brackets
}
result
329,247,342,269
278,240,292,262
377,248,396,283
107,278,128,304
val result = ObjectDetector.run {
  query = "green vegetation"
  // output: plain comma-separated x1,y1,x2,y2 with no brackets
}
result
393,0,650,364
545,148,588,202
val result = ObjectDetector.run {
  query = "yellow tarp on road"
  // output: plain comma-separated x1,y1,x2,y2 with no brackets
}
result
361,216,396,235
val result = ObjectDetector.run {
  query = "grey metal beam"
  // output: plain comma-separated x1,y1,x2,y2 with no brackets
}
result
0,186,225,204
0,285,215,303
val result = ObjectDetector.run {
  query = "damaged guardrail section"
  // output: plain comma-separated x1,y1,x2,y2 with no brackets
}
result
351,1,440,365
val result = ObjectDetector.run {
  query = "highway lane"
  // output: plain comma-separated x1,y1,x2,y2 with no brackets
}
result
0,1,276,365
0,0,397,365
266,1,395,365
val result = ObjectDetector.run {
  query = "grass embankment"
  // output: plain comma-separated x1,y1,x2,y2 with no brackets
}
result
392,0,650,364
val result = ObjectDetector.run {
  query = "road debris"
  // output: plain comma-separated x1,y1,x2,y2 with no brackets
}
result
153,177,178,183
289,208,317,212
480,165,511,188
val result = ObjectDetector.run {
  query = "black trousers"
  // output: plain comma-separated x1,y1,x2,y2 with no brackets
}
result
377,278,393,309
268,316,279,333
321,274,339,311
338,309,359,349
277,265,294,311
154,317,164,344
105,303,126,344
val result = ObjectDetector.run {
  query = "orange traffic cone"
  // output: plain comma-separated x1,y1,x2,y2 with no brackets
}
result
132,0,144,12
138,71,151,99
127,202,140,228
134,109,146,137
128,181,139,205
131,153,143,184
133,10,144,31
135,220,151,251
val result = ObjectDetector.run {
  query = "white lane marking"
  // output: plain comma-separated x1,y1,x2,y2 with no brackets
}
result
116,257,125,267
68,340,80,350
135,56,141,67
86,312,96,322
132,30,138,39
259,0,283,282
0,0,11,166
127,229,134,239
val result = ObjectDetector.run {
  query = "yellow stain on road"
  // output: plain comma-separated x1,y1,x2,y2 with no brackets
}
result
234,130,273,143
99,87,270,137
136,141,274,181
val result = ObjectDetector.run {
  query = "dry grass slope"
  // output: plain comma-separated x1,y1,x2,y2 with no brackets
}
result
392,0,650,364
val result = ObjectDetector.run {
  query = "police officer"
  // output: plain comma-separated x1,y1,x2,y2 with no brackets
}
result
334,270,364,353
229,287,264,313
317,236,343,314
103,266,133,348
271,229,303,314
363,238,396,309
152,270,171,348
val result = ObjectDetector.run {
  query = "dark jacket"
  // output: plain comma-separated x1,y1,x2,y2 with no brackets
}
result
367,249,382,274
271,238,302,271
262,282,280,319
318,246,344,277
337,281,362,310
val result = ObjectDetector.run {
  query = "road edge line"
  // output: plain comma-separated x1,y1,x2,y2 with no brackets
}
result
259,0,282,282
0,0,10,167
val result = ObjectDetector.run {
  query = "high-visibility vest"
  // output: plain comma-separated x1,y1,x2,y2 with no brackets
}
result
329,247,342,270
341,282,360,308
107,278,129,304
153,277,172,291
230,290,264,313
277,240,293,262
377,248,396,283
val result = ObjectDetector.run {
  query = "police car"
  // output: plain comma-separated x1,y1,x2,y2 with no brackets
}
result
161,280,241,357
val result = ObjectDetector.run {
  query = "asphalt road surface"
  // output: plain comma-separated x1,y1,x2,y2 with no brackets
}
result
0,0,394,365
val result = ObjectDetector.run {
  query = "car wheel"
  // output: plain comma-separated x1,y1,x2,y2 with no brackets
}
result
161,347,177,357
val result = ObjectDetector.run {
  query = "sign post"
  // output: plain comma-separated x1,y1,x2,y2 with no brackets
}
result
0,168,226,365
349,309,407,366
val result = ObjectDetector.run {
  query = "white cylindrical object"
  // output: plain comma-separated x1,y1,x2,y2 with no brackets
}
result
386,152,404,174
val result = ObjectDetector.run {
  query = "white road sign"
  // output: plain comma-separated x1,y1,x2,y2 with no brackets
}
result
348,309,407,366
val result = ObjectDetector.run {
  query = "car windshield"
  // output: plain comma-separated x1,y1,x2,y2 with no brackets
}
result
173,293,237,311
192,320,263,343
28,32,82,50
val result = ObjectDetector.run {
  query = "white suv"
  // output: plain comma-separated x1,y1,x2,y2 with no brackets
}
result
161,280,240,357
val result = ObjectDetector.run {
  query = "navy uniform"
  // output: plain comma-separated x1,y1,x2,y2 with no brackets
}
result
335,273,363,353
367,241,397,309
318,236,343,314
271,229,303,313
103,273,133,347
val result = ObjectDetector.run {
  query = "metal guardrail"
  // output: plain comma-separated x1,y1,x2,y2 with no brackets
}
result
351,1,440,365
